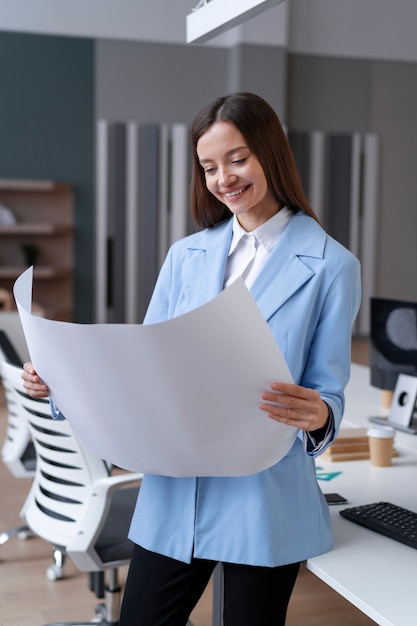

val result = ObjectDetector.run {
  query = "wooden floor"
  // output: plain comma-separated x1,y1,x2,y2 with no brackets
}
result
0,340,376,625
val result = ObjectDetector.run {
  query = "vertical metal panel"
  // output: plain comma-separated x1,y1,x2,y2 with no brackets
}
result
111,123,127,324
138,124,160,322
358,134,380,336
158,124,170,270
95,119,110,323
348,134,362,260
288,130,310,198
126,122,140,324
324,134,352,250
309,131,326,223
212,564,224,626
169,124,189,246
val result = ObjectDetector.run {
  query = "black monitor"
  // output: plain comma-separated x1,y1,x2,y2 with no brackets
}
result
370,297,417,391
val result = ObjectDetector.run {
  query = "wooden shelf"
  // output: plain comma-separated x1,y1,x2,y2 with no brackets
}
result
0,179,69,192
0,224,72,236
0,266,72,280
0,179,74,321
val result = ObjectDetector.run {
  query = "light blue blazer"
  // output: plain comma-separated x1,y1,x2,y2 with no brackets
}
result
128,211,361,566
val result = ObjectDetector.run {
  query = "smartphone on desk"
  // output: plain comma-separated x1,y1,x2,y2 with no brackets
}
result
325,493,348,506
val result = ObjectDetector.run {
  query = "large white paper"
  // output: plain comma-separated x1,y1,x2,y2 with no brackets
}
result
14,267,296,477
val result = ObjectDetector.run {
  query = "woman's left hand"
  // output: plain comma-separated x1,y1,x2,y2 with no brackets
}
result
259,382,329,433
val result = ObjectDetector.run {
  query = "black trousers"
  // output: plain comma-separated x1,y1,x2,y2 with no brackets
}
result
119,544,300,626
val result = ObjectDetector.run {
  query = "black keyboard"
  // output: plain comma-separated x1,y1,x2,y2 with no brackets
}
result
340,502,417,549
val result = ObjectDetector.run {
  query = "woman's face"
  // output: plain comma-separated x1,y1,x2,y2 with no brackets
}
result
196,120,280,231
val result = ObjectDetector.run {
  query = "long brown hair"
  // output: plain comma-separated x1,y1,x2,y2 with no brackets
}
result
190,92,318,229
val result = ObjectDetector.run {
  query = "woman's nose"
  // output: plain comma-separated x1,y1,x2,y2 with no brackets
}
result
218,167,237,188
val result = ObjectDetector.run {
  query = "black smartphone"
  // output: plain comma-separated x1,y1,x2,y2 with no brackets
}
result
325,492,348,506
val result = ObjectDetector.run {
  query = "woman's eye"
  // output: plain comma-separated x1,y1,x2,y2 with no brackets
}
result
204,167,215,175
232,158,246,165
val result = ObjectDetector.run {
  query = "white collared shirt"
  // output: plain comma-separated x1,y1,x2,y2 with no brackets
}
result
223,206,293,290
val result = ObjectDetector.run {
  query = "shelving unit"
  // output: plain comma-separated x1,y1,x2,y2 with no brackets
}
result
0,179,74,321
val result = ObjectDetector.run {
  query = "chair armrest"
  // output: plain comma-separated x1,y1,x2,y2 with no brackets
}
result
66,472,143,572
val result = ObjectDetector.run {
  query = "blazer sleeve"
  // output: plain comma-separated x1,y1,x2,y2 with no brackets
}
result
300,252,361,456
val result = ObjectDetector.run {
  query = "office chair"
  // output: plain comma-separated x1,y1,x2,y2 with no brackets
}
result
0,330,36,477
0,330,36,551
1,359,143,625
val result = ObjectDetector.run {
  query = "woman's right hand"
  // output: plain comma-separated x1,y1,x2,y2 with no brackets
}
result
22,362,50,398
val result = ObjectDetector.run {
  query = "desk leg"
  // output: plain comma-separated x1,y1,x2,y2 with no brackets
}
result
212,563,224,626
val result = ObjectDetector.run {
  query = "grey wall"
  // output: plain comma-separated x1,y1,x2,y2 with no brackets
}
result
96,41,228,123
370,61,417,300
287,53,417,305
287,55,372,132
226,44,287,117
0,31,94,323
95,40,288,123
6,32,416,321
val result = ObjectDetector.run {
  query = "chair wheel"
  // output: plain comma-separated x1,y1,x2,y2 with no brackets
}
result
46,563,65,580
17,529,33,540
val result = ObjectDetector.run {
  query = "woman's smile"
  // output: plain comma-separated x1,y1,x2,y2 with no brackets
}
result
223,184,251,199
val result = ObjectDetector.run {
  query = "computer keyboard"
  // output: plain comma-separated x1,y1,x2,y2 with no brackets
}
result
340,501,417,549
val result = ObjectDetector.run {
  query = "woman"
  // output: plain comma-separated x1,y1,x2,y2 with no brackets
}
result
23,92,361,625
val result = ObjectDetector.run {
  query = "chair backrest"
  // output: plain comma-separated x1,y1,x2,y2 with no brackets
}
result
0,312,30,364
0,331,36,478
1,360,111,550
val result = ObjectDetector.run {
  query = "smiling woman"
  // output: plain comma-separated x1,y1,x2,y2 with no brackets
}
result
116,92,361,626
22,91,362,626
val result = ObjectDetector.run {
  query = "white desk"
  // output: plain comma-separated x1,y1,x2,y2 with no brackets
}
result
308,363,417,626
212,364,417,626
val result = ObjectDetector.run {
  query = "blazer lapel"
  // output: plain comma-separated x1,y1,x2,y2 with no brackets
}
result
182,220,233,310
250,213,326,322
179,212,326,321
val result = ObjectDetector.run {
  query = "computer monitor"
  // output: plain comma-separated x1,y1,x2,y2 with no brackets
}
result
370,297,417,392
369,297,417,433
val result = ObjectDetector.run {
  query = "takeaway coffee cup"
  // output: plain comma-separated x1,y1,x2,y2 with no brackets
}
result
367,425,395,467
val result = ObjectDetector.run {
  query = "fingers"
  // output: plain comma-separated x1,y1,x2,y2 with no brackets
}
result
21,362,49,398
270,381,315,400
259,382,323,431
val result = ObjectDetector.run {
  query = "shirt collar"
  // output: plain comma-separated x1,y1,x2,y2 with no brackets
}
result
228,206,293,256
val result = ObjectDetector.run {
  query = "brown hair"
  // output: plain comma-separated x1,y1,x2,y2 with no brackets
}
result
190,92,318,229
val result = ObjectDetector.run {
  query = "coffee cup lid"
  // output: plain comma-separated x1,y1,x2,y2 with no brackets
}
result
367,425,395,438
